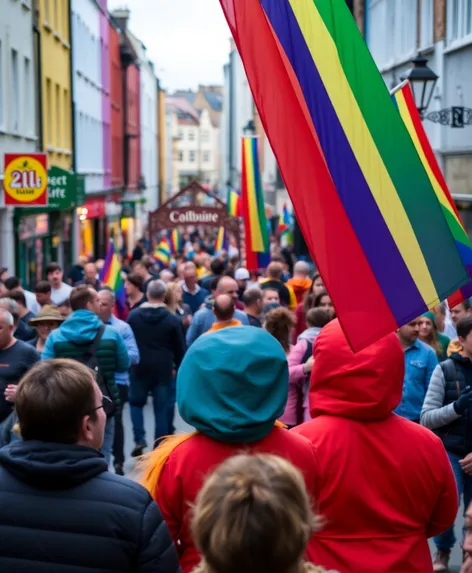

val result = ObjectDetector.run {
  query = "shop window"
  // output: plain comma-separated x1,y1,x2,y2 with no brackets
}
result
11,49,19,133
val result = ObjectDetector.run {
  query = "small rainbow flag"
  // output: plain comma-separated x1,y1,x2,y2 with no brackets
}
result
227,187,241,217
278,202,293,244
169,229,182,254
100,241,126,314
220,0,469,350
153,237,171,269
215,226,229,253
393,80,472,307
241,137,270,271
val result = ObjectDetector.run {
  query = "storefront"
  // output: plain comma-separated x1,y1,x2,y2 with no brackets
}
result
79,192,123,260
14,167,84,289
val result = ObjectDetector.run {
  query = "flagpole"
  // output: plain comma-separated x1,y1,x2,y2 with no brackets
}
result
389,79,409,97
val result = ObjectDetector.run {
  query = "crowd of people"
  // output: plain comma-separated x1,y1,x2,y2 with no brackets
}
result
0,234,472,572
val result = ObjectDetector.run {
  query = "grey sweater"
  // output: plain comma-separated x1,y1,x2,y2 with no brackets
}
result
420,363,461,430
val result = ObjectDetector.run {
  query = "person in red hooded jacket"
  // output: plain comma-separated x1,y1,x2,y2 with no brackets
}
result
293,319,457,573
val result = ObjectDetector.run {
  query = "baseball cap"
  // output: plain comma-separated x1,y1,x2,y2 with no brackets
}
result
235,268,250,281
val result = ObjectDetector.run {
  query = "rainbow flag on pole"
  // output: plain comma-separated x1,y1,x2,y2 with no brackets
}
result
227,187,241,217
169,229,182,254
153,237,171,269
219,0,469,350
215,226,229,253
278,202,293,245
392,80,472,308
100,241,126,314
241,137,270,271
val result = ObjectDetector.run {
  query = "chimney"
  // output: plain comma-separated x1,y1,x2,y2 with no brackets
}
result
111,8,130,32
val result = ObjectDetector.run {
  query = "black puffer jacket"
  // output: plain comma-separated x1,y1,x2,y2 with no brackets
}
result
0,441,181,573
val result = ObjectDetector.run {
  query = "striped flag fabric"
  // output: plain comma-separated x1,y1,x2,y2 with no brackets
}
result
153,237,171,269
219,0,469,350
215,226,229,253
241,137,270,272
227,187,241,217
169,229,182,254
100,241,126,314
392,80,472,308
278,202,293,245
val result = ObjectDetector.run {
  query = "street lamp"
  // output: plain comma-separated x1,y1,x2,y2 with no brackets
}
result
243,119,256,136
401,54,438,119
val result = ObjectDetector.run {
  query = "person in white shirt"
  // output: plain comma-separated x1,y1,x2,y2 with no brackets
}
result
46,263,72,305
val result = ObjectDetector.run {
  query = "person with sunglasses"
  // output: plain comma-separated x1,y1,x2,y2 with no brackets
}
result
0,359,179,573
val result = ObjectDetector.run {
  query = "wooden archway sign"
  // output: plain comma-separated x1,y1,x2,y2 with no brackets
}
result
148,180,241,251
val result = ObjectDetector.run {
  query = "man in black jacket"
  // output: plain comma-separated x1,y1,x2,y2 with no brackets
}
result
128,279,186,456
0,358,180,573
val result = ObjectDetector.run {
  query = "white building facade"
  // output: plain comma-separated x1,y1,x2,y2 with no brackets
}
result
363,0,472,229
0,0,38,272
139,55,158,214
71,0,104,194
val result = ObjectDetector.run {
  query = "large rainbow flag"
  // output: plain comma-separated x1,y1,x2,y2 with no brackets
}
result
219,0,469,350
169,229,182,254
100,241,126,314
241,137,270,272
392,80,472,308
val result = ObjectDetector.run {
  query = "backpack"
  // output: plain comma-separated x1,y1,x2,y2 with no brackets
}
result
70,325,116,417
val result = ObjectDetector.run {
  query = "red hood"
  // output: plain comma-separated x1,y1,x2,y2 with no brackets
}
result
309,319,404,420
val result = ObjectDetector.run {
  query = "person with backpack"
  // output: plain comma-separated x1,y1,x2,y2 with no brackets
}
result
421,315,472,572
42,285,130,465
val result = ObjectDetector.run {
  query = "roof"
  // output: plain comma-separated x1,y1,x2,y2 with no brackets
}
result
166,96,200,123
204,91,223,112
173,90,197,104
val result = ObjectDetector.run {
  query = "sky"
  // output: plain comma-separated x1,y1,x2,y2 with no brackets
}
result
108,0,231,92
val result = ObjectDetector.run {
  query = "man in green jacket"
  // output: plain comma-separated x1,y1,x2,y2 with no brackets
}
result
43,285,130,465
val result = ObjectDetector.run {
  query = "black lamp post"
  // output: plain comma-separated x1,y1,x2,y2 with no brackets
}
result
401,54,438,119
401,54,472,127
243,119,256,136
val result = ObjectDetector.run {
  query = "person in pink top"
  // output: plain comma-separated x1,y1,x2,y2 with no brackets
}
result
264,307,313,428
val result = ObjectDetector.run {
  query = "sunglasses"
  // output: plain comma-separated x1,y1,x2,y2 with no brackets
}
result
91,395,114,416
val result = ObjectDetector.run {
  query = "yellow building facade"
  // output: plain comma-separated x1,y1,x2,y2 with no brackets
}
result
39,0,72,169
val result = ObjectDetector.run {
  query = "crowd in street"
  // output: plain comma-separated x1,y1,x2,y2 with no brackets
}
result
1,232,472,572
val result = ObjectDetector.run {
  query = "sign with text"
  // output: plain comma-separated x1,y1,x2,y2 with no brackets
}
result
4,153,48,206
47,166,76,209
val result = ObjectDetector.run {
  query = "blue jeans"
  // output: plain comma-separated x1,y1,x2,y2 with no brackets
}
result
129,377,170,447
100,417,115,466
434,451,472,551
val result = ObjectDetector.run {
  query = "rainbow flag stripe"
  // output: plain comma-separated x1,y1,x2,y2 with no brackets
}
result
154,237,171,269
215,226,229,253
241,137,270,271
100,241,126,312
393,81,472,307
227,188,241,217
170,229,182,254
220,0,469,350
279,202,292,244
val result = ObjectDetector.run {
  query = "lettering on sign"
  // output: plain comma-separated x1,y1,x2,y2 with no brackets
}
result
169,210,220,224
3,154,48,206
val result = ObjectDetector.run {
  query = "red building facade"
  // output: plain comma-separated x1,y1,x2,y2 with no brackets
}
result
109,22,124,189
123,60,140,192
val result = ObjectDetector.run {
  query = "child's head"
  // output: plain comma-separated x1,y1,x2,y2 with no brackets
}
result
306,307,331,329
191,454,321,573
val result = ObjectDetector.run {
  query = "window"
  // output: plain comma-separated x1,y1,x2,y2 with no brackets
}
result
11,50,19,133
178,151,184,162
189,150,196,162
63,89,69,150
55,84,61,147
448,0,472,42
178,129,183,139
46,78,52,145
44,0,50,23
53,0,59,32
203,151,210,163
0,40,3,127
201,130,209,142
420,0,434,47
188,130,195,141
367,0,417,67
24,57,32,133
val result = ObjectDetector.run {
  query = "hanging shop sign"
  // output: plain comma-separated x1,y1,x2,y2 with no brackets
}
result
121,201,136,219
3,153,48,206
47,166,77,209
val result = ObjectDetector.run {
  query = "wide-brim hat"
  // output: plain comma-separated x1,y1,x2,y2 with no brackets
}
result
29,305,65,325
